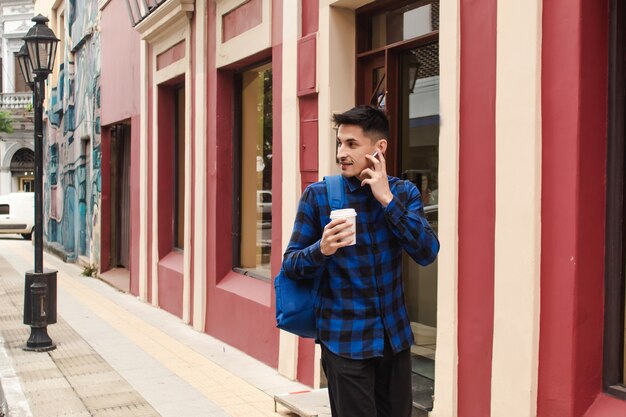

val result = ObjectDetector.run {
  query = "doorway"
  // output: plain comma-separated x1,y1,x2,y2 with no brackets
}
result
356,0,439,411
110,123,131,270
10,148,35,192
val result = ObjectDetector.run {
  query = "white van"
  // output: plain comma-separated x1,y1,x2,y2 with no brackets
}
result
0,192,34,240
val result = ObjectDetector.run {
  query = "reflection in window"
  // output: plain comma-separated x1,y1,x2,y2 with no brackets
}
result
401,43,439,208
370,0,439,50
236,62,273,279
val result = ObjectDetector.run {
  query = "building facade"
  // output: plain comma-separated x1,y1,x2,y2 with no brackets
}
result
0,0,34,197
33,0,626,415
35,0,102,264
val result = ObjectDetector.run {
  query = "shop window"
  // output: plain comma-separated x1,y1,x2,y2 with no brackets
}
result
174,87,185,250
604,0,626,401
233,62,273,280
0,205,9,215
357,0,439,412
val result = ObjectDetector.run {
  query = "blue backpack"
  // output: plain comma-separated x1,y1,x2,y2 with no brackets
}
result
274,175,346,338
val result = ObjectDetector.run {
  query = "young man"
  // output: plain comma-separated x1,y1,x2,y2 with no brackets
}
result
282,105,439,417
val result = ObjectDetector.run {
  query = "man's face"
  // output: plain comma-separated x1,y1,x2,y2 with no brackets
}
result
336,124,382,180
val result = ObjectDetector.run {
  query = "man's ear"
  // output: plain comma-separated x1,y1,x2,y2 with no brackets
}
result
377,139,388,154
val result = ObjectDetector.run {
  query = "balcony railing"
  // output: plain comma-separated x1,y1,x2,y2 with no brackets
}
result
0,93,33,109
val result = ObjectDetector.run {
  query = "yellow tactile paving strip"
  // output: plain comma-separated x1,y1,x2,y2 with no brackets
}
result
8,243,288,417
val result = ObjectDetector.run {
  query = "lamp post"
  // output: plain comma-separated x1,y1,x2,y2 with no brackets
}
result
18,14,59,352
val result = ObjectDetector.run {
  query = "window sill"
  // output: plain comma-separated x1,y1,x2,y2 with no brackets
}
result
216,270,271,307
159,250,184,274
232,267,271,283
584,393,626,416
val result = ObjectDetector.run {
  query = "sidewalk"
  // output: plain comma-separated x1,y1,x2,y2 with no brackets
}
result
0,237,323,417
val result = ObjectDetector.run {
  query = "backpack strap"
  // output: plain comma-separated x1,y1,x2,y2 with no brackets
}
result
324,175,346,210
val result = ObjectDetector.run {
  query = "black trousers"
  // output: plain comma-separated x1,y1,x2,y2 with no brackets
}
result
321,341,412,417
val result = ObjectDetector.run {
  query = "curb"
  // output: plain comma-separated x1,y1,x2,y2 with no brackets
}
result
1,378,5,417
0,343,31,417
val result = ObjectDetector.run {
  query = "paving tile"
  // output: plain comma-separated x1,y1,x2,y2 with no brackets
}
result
151,398,223,416
65,371,126,387
89,403,160,417
81,391,147,410
28,396,87,415
21,377,71,392
16,366,65,381
72,380,137,398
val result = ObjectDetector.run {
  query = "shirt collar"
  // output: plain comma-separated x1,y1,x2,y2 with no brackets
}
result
345,176,362,192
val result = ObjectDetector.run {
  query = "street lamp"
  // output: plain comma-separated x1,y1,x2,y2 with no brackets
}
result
15,44,34,89
19,14,59,352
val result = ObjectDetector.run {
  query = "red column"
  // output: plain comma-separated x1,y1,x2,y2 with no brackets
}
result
457,1,497,415
538,0,609,415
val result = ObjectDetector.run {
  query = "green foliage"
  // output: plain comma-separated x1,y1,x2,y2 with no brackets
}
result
0,111,13,133
81,264,98,278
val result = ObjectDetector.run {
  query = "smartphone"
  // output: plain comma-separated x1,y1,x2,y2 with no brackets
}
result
366,150,379,169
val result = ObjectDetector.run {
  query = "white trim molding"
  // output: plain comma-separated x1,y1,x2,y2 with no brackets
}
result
491,0,543,415
215,0,272,68
429,0,461,415
139,39,149,302
135,0,194,42
278,0,300,381
192,0,207,332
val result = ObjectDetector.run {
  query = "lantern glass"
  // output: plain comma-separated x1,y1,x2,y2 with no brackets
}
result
23,14,60,75
16,45,33,85
26,40,53,73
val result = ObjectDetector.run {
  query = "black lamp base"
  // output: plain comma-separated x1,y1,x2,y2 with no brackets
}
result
23,326,56,352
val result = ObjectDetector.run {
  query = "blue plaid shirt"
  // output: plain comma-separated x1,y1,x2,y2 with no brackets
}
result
282,175,439,359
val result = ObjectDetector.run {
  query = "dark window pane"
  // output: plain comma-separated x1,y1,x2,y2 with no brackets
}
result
174,87,185,250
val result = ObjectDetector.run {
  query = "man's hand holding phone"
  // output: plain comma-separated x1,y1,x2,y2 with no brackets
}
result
360,150,393,207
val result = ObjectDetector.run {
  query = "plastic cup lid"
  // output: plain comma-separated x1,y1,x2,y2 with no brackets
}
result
330,208,357,218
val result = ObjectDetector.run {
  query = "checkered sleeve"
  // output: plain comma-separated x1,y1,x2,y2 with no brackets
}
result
282,186,329,281
384,180,440,266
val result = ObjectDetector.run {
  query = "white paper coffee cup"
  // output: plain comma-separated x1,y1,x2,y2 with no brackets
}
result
330,208,357,245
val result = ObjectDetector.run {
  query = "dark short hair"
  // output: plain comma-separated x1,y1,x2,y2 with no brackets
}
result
332,105,390,141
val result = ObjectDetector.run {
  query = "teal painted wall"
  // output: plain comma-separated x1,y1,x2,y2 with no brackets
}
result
44,0,101,265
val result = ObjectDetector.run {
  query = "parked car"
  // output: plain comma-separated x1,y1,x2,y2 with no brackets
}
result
0,192,34,240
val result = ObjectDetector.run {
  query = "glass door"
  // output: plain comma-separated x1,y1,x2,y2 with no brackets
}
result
356,0,439,411
399,43,439,412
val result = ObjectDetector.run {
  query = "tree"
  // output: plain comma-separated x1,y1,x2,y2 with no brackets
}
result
0,111,13,133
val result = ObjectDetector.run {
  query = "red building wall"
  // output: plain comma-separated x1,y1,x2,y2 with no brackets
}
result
100,0,140,123
539,0,611,416
100,0,141,292
457,0,497,415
